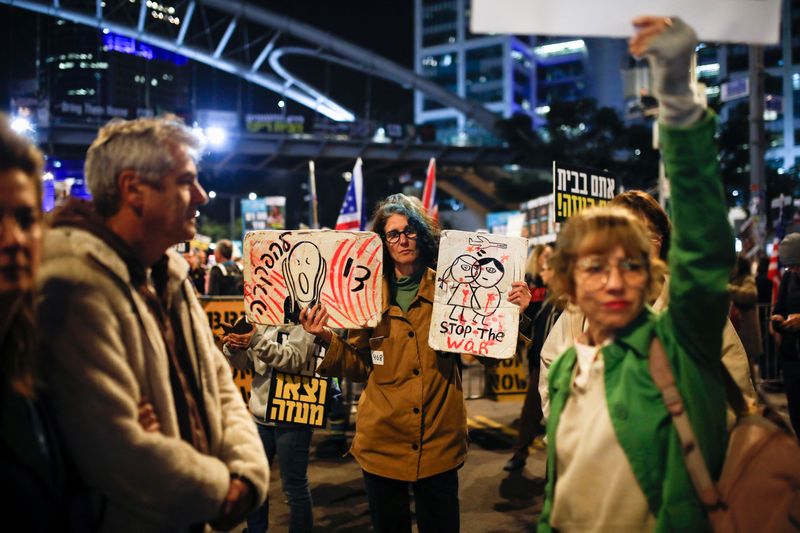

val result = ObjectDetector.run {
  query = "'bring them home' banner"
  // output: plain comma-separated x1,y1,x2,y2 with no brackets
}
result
553,161,618,223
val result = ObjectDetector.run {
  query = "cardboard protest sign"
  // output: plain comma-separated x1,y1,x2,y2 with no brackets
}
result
553,161,618,223
265,329,330,428
244,230,383,329
429,231,527,359
199,296,252,405
487,357,528,401
266,372,329,427
471,0,781,45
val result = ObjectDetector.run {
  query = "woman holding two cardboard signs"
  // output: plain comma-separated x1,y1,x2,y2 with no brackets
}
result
300,194,530,532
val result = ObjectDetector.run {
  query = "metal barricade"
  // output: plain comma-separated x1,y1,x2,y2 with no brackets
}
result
462,361,487,399
756,302,783,387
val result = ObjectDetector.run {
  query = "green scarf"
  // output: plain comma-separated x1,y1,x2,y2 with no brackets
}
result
391,268,424,313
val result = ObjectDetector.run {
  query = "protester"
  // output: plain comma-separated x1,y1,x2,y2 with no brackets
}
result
539,190,755,420
772,232,800,438
36,116,268,532
538,17,734,531
728,254,762,360
505,255,564,471
207,238,244,296
525,244,553,320
223,324,318,533
185,247,207,294
299,193,531,532
0,114,75,532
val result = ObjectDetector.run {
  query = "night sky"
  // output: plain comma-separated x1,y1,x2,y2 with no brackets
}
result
0,1,419,228
0,1,415,123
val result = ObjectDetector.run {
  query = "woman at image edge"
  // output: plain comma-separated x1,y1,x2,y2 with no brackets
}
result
538,17,733,532
300,194,531,532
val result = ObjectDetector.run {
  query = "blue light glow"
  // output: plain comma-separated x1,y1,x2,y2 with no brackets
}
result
102,32,188,66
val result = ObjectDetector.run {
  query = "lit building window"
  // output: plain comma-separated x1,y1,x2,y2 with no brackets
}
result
534,39,586,58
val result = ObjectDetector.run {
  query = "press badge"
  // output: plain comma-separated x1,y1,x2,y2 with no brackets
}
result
371,350,385,366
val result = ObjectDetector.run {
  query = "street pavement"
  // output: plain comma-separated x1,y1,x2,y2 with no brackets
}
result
235,395,546,532
233,384,791,532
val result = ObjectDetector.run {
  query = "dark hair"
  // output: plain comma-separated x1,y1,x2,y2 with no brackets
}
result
610,190,671,261
476,256,504,271
370,193,439,275
215,239,233,260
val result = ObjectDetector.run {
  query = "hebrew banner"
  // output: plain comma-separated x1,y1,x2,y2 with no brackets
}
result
265,372,329,427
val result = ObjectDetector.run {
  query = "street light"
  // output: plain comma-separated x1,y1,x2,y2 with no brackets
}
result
10,116,32,135
205,126,227,147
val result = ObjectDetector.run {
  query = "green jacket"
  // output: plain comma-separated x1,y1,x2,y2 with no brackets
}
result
538,112,734,532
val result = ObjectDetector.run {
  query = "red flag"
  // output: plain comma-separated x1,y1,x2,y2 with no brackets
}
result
767,237,781,305
421,158,438,223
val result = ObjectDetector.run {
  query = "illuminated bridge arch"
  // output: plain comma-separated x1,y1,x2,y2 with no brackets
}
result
2,0,500,130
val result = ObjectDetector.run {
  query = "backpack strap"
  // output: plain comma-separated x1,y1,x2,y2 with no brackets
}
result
647,337,726,511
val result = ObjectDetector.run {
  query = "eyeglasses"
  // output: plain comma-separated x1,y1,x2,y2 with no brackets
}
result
575,256,648,290
384,227,418,244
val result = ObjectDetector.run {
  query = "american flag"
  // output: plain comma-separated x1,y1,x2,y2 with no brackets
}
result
767,195,786,305
422,157,438,222
335,158,364,231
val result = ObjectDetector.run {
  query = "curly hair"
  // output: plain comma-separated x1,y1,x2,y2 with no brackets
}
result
370,193,439,275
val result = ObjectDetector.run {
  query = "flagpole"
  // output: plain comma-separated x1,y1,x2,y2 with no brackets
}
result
309,160,319,229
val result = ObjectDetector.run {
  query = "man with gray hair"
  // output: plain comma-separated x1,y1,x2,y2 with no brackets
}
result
37,116,268,532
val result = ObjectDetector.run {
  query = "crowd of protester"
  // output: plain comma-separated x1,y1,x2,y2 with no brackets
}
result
2,15,799,533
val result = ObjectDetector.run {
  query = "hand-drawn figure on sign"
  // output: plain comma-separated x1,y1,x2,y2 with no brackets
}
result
440,254,479,321
245,230,383,328
282,242,327,324
470,257,505,325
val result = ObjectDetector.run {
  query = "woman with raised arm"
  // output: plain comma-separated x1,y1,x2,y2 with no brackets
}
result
300,194,530,533
538,18,734,532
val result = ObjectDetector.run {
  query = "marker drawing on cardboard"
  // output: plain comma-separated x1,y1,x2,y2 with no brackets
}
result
430,231,527,359
244,230,383,328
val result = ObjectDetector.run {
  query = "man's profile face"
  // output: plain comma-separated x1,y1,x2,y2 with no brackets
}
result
141,143,207,248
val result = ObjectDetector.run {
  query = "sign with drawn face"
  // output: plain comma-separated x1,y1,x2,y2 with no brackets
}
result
429,231,528,359
244,230,383,328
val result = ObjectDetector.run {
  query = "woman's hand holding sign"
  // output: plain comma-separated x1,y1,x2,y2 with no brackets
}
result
508,280,532,315
300,303,333,345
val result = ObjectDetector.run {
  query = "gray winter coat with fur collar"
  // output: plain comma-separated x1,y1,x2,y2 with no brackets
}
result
37,225,268,533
